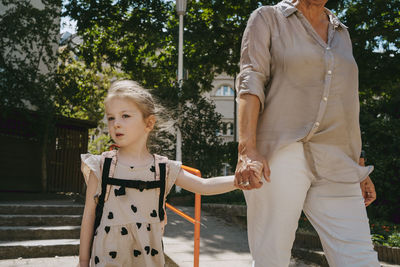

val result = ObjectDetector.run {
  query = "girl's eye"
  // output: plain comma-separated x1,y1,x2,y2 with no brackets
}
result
107,117,114,121
122,114,130,118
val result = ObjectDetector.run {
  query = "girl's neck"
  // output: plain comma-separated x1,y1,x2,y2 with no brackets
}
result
117,145,153,166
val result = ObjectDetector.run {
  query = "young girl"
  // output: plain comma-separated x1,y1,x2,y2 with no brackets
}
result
78,80,262,267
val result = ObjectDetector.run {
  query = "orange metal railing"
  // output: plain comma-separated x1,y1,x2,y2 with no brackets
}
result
166,165,201,267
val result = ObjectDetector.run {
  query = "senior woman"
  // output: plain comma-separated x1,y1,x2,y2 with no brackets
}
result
234,0,380,266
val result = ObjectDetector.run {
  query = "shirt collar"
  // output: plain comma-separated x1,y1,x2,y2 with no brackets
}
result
277,0,347,29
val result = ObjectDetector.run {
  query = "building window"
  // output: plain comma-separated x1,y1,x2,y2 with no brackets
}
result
218,122,234,136
227,122,234,136
215,85,234,96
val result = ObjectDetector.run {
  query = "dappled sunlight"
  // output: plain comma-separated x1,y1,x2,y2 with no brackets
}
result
164,206,250,256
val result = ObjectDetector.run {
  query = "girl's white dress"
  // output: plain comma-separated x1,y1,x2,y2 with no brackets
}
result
81,151,181,267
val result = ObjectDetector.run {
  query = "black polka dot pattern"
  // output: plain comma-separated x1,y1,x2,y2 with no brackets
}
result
131,204,137,213
133,249,141,257
143,246,159,257
150,210,157,217
109,251,117,259
93,156,167,264
151,248,159,256
114,186,126,196
121,227,128,235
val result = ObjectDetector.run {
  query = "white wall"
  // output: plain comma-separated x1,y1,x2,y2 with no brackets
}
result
205,72,238,143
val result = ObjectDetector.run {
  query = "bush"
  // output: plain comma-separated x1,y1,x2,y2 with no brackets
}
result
360,96,400,223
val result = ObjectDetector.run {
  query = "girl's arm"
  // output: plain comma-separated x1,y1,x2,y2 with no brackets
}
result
78,171,98,267
174,163,263,195
175,171,236,195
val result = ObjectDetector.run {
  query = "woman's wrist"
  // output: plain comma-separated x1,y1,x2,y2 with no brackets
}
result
238,141,257,155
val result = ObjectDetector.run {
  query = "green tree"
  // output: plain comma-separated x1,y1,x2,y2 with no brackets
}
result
333,0,400,223
63,0,232,174
180,96,224,177
0,0,61,112
63,0,400,221
0,0,62,192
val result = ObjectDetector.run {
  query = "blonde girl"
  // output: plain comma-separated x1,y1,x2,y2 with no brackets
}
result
78,80,262,267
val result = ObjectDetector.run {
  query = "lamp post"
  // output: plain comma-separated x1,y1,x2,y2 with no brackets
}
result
175,0,187,163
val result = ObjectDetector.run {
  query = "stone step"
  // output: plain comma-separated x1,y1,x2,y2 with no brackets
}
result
0,239,179,266
0,239,80,259
0,215,82,226
0,204,84,215
0,226,80,241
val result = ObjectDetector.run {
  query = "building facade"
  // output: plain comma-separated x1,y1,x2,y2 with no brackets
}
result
205,72,238,144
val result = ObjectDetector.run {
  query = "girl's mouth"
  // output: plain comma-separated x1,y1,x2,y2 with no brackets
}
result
116,133,124,137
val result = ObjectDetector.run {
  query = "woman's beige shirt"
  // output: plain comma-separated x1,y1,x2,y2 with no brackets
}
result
236,0,373,183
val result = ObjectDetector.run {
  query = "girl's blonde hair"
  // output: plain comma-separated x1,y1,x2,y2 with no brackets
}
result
104,80,155,119
104,80,173,154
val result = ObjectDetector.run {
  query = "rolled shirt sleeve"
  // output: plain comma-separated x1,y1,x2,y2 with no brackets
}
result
236,7,272,113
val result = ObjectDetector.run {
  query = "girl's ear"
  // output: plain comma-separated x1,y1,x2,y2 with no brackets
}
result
145,115,156,132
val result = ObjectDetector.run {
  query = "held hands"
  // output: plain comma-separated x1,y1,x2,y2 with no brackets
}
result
360,176,376,207
234,148,270,190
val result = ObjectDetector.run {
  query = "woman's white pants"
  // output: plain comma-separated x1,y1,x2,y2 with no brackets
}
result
244,142,379,267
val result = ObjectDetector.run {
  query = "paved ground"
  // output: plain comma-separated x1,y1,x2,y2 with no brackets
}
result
0,206,319,267
163,206,319,267
0,256,317,267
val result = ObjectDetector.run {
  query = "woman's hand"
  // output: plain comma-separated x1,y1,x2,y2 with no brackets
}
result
358,157,376,207
235,147,270,190
360,176,376,207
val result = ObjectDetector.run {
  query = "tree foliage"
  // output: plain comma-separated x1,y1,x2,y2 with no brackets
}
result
333,0,400,223
60,0,400,220
0,0,61,114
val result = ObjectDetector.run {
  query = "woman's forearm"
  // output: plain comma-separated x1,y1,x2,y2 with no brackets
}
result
238,94,261,153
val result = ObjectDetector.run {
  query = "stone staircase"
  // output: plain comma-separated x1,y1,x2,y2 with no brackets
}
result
0,201,84,259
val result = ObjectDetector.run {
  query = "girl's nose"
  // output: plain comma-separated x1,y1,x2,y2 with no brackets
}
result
114,119,122,128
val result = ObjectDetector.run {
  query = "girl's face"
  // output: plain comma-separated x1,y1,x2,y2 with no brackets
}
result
105,97,154,148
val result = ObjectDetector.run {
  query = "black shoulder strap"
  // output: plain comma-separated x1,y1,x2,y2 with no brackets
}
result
94,157,112,232
158,163,166,221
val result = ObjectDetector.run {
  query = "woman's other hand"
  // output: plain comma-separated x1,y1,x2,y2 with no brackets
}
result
360,176,376,207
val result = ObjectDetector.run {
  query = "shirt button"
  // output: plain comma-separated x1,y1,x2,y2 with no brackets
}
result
326,46,331,50
327,70,332,75
314,122,320,127
323,97,328,101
